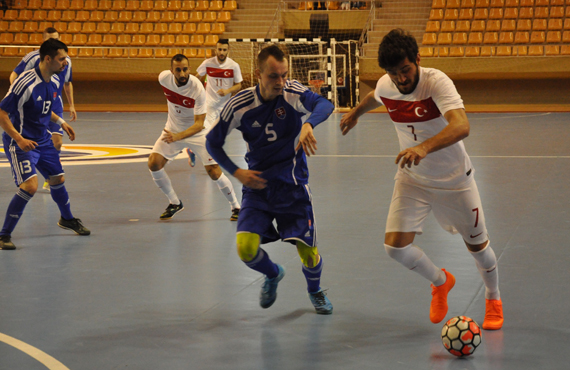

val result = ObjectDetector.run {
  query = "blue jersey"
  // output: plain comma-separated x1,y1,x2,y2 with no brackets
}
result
12,50,72,114
0,66,61,144
206,80,334,185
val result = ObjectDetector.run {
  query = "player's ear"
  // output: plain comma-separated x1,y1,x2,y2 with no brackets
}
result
255,68,261,80
416,53,421,66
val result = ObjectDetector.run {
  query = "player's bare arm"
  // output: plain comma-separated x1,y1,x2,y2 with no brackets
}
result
50,111,75,141
233,168,267,189
340,91,381,136
217,82,242,97
395,108,470,169
63,81,77,122
162,113,207,143
9,72,19,85
296,122,318,156
0,108,37,151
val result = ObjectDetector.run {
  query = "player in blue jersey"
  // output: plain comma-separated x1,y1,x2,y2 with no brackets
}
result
0,38,90,250
206,45,335,314
10,27,77,192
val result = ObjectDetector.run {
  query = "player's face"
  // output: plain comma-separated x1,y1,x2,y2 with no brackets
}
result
47,49,68,74
215,43,229,63
256,56,288,101
385,55,421,95
171,59,190,86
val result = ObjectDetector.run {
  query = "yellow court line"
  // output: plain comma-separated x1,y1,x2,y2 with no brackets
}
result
0,332,70,370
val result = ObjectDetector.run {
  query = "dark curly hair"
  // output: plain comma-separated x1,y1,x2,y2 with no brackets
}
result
377,29,419,70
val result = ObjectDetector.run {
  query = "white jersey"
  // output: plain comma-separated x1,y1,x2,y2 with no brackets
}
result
158,70,207,133
374,67,472,189
196,56,243,112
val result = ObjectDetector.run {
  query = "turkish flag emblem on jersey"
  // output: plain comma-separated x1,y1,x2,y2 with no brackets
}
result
380,97,441,123
207,67,234,78
161,86,195,108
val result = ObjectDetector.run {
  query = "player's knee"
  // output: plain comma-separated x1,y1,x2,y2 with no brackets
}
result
296,242,319,268
205,165,221,180
147,154,165,171
20,180,37,195
236,232,260,262
49,175,64,186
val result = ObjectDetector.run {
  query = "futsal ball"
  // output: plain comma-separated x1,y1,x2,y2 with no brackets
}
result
441,316,482,357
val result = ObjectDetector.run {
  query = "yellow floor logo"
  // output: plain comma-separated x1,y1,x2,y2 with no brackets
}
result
0,144,154,167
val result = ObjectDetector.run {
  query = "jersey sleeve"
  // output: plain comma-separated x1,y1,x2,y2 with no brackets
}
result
64,58,72,83
429,71,464,116
196,60,207,77
233,63,243,84
373,76,387,105
0,75,29,115
193,80,207,116
205,105,240,175
287,81,334,128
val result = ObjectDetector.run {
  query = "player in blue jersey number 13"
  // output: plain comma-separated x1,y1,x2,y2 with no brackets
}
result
206,45,335,314
0,39,90,250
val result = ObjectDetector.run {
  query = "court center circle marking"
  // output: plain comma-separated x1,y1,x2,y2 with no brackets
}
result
0,332,70,370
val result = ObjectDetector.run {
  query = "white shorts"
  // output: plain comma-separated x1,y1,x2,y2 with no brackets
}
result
151,130,217,166
206,104,221,127
385,178,488,245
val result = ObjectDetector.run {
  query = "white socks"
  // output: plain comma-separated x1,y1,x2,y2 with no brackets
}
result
150,169,180,205
215,173,240,209
385,244,446,286
470,243,500,300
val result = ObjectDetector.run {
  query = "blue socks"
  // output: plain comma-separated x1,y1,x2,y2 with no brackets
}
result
1,188,33,236
244,248,279,279
302,258,323,293
50,182,74,220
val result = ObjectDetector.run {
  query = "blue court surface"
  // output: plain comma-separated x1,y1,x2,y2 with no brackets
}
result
0,112,569,370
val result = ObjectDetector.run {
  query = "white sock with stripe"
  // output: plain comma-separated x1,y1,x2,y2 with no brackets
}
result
150,169,180,205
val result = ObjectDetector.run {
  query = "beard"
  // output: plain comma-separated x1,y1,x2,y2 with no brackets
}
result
395,68,420,95
175,76,188,86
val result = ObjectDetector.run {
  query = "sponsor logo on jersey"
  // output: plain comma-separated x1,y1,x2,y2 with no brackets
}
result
37,96,42,101
252,121,261,128
206,67,234,78
381,97,441,123
275,107,286,120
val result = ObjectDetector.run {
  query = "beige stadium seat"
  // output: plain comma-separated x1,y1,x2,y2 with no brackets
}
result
101,34,117,46
86,33,102,45
449,46,464,56
528,45,544,56
456,21,470,32
496,46,511,55
419,47,434,57
545,45,560,55
55,0,70,9
426,21,440,33
22,21,38,33
441,21,455,32
499,32,514,43
480,46,495,56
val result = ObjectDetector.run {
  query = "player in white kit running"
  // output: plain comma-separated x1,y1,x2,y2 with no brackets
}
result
147,54,240,221
340,29,503,330
185,40,243,177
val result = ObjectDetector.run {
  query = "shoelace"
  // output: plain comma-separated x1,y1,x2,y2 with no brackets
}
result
312,290,328,306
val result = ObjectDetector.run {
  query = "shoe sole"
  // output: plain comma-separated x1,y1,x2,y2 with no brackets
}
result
0,245,16,250
160,207,185,220
57,223,91,236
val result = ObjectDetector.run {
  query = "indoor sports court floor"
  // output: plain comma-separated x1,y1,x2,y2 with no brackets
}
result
1,111,569,370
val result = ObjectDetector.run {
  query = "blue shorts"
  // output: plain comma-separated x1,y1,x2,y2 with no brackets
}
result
3,136,64,186
237,182,317,247
48,107,64,136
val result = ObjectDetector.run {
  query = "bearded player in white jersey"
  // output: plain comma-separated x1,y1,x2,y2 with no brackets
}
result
185,40,243,171
340,29,503,330
147,54,240,221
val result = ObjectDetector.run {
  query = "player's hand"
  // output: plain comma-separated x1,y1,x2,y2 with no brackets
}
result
69,107,77,122
296,122,317,156
16,137,37,152
234,168,267,189
62,122,76,141
162,129,180,143
395,145,428,169
217,89,228,97
340,111,358,136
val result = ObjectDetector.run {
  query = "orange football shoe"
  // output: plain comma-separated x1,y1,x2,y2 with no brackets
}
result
430,269,456,324
482,298,504,330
